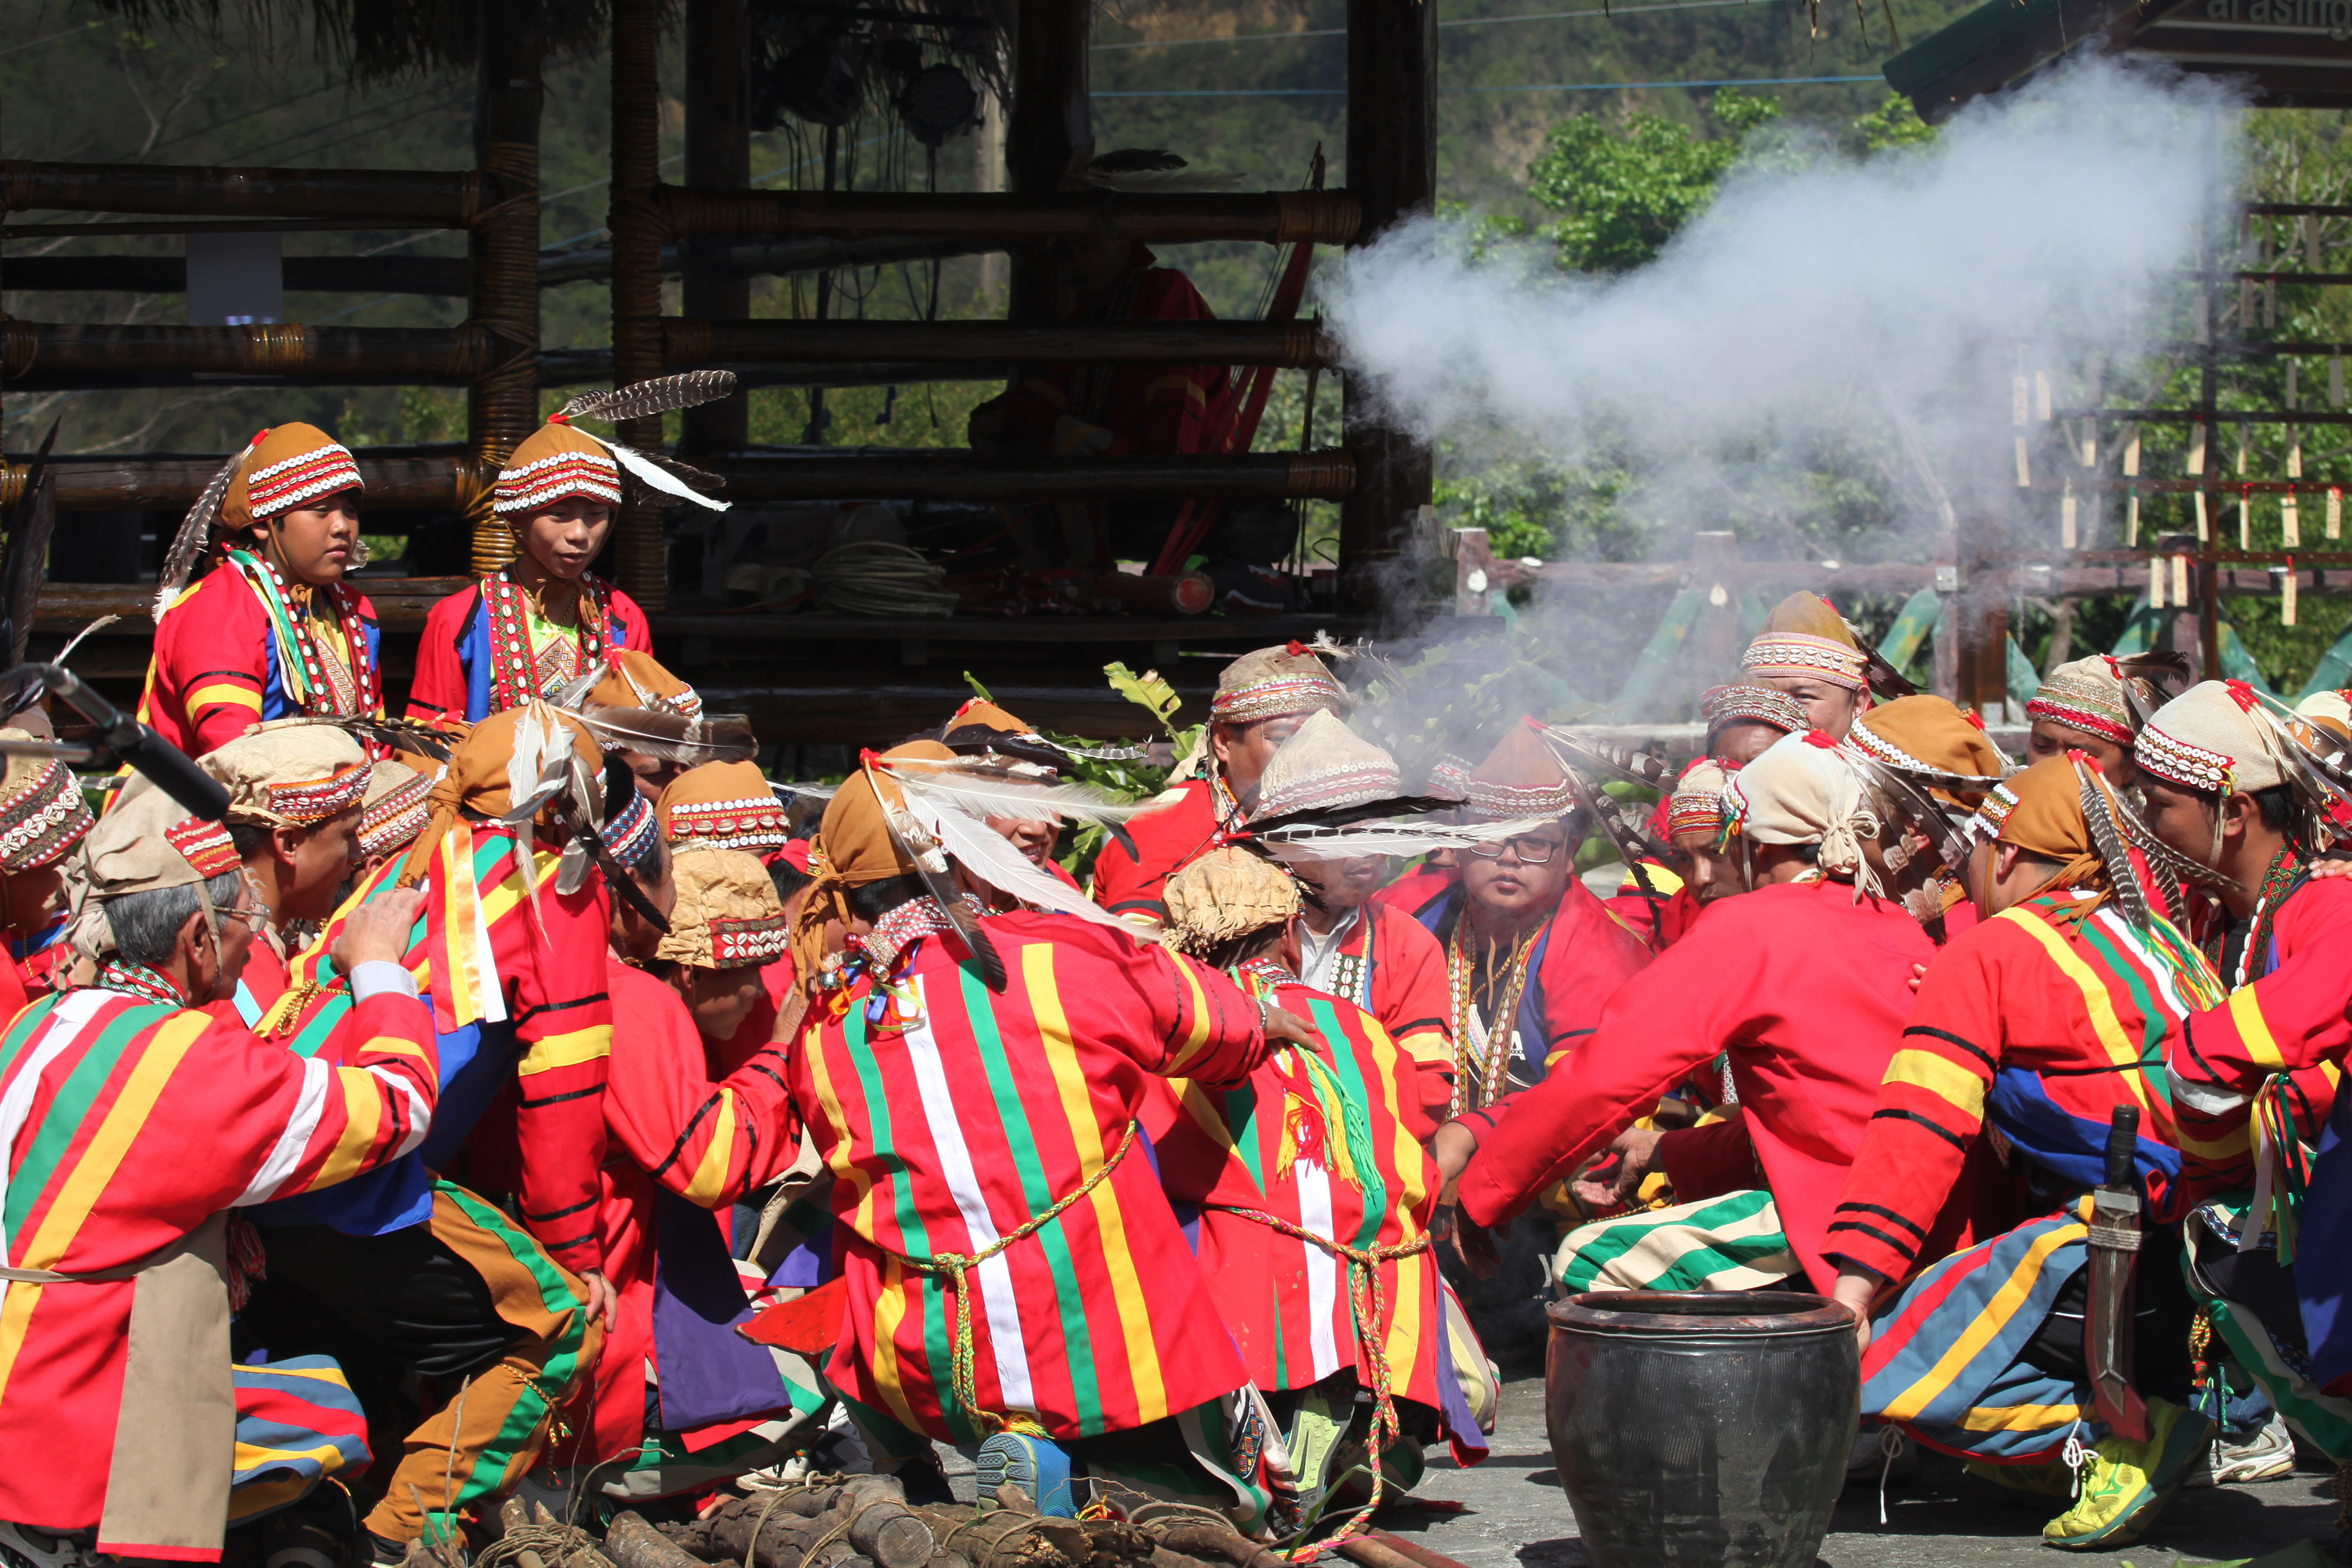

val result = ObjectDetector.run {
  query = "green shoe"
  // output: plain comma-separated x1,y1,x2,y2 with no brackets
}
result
2040,1399,2214,1550
1965,1457,2076,1500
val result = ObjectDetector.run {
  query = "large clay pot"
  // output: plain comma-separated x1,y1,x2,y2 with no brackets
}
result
1544,1291,1858,1568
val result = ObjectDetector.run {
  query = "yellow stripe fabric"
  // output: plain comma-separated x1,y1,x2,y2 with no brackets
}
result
1160,951,1217,1077
309,1066,387,1190
681,1092,739,1207
1880,1223,2087,1422
0,1010,209,1404
359,1035,429,1062
189,681,263,714
2227,987,2286,1069
1023,943,1169,1425
1993,909,2152,1116
1361,1013,1429,1386
803,1026,917,1428
1883,1048,1988,1120
517,1025,610,1076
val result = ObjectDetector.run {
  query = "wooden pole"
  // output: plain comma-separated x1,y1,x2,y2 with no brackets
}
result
683,0,751,454
0,323,495,384
1339,0,1435,617
1005,0,1092,327
611,0,669,608
0,161,477,222
659,188,1359,245
470,0,544,575
704,449,1354,501
662,318,1336,366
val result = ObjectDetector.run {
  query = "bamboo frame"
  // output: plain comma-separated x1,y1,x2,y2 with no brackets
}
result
0,161,479,223
654,188,1364,246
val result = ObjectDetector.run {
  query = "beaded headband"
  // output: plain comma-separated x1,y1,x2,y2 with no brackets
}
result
2134,726,2236,795
261,764,372,827
2026,664,2136,747
1210,674,1347,724
1966,781,2024,842
601,790,662,871
1666,785,1729,838
1461,775,1576,821
667,794,790,854
357,771,434,861
1740,633,1868,693
245,443,363,519
496,451,624,516
1702,683,1809,736
0,759,93,873
709,912,792,967
164,817,240,879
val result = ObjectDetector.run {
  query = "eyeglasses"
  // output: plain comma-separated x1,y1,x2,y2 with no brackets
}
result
217,901,270,930
1467,835,1563,864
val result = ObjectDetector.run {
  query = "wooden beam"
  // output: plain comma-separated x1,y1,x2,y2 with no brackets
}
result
662,318,1338,366
469,0,544,575
1,456,460,510
0,323,496,387
612,0,670,607
1005,0,1092,327
0,161,479,223
683,0,753,453
1339,0,1436,617
656,188,1362,245
0,256,475,295
703,448,1354,500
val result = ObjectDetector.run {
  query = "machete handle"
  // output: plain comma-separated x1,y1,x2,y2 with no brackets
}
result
2106,1105,2141,1190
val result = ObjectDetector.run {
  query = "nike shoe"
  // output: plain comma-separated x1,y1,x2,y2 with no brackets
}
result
975,1430,1077,1518
2201,1412,2297,1485
2041,1398,2213,1549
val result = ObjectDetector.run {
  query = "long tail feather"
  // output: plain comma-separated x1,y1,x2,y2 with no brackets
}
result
50,614,118,672
597,434,732,513
555,370,739,424
2074,759,2151,930
577,706,757,764
877,791,1007,990
153,433,261,620
921,805,1141,935
1255,814,1556,860
1535,726,1676,790
1850,753,1975,874
279,713,462,763
882,755,1148,827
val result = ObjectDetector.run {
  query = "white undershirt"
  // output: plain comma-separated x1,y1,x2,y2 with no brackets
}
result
1297,905,1361,995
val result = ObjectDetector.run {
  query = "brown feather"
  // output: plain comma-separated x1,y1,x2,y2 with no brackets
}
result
556,371,738,426
577,706,759,764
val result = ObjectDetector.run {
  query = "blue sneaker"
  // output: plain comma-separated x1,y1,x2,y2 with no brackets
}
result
975,1430,1077,1517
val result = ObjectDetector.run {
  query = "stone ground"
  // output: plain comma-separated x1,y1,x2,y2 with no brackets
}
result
1377,1378,2340,1568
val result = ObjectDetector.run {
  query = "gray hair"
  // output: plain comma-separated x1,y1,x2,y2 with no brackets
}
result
105,872,244,967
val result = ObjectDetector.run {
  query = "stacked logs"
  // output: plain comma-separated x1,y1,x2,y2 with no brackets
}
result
603,1475,1278,1568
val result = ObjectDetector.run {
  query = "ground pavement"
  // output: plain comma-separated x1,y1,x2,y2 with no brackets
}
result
1372,1378,2341,1568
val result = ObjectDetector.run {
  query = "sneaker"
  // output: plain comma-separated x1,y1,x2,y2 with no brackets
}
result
975,1431,1075,1518
2040,1398,2213,1550
0,1522,98,1568
1965,1457,2076,1499
2209,1413,2296,1485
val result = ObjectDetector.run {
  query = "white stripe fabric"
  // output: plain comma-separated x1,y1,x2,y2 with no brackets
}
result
1295,1161,1342,1380
237,1056,332,1206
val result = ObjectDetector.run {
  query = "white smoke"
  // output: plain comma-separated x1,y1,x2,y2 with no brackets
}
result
1325,58,2247,557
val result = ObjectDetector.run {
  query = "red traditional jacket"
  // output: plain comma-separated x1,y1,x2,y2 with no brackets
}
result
1825,891,2223,1285
582,959,801,1465
2169,870,2352,1200
0,981,437,1555
1088,779,1222,922
1415,878,1652,1101
260,825,614,1276
0,957,27,1032
790,910,1268,1443
1371,863,1456,920
406,571,654,726
1145,969,1456,1429
139,555,383,759
1304,902,1454,1136
1456,880,1936,1293
997,259,1227,457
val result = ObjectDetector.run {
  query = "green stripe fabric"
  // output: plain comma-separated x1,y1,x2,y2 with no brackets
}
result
956,967,1106,1437
1307,997,1387,1253
6,1002,165,1241
1555,1190,1789,1295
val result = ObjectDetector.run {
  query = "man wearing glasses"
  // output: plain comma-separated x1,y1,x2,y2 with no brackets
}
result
1411,721,1652,1363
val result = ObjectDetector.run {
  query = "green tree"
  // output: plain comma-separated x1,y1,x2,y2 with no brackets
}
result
1525,89,1782,273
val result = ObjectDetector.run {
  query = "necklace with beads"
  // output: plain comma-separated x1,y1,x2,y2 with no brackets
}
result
483,566,613,711
232,548,371,716
92,959,186,1008
1446,915,1537,1116
2230,848,2303,988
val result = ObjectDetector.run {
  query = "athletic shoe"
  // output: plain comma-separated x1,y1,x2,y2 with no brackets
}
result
975,1430,1076,1518
2209,1413,2297,1485
0,1522,98,1568
2040,1398,2213,1550
1963,1457,2075,1499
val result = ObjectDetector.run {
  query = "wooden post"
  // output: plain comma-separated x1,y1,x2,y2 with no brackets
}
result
469,0,543,576
1338,0,1435,618
1005,0,1091,326
683,0,751,454
611,0,669,607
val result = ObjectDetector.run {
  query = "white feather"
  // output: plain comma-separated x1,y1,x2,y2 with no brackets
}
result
771,780,838,801
586,430,731,513
1259,814,1556,861
919,801,1142,935
883,757,1146,826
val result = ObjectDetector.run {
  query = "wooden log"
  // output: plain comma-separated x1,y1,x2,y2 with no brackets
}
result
705,450,1354,503
909,1507,1087,1568
5,458,461,512
843,1505,933,1568
607,1512,713,1568
0,256,475,296
663,320,1336,369
0,323,497,387
656,189,1362,248
0,161,479,223
1148,1527,1286,1568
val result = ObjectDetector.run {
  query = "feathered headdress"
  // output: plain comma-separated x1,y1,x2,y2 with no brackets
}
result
501,372,739,515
